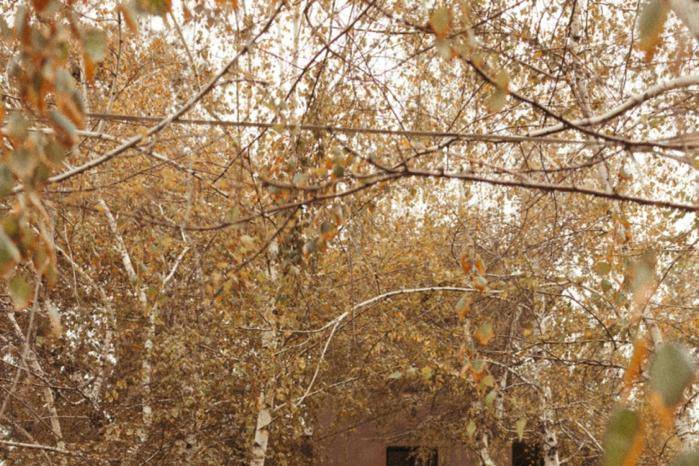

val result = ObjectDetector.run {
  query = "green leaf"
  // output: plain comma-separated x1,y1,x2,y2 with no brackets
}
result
515,418,526,440
134,0,172,16
601,279,612,292
0,15,10,37
593,261,611,275
32,161,50,185
83,28,107,62
387,370,402,380
455,293,471,319
638,0,669,60
0,165,14,196
6,112,28,141
484,389,497,408
292,172,307,186
420,365,433,381
303,238,318,255
480,374,495,389
466,419,476,438
671,450,699,466
44,140,68,165
8,148,37,179
649,343,695,407
226,206,240,224
602,408,642,466
429,7,450,38
54,69,76,93
8,275,31,309
474,321,494,345
485,89,507,112
49,110,78,147
470,359,486,373
435,38,452,60
0,229,20,276
332,165,344,178
320,221,333,235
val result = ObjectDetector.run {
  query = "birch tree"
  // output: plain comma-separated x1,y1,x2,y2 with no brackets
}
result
0,1,696,465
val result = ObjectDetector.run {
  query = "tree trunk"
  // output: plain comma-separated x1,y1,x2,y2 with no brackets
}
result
7,313,65,452
478,434,496,466
250,246,280,466
250,390,274,466
541,387,560,466
100,200,153,444
249,314,277,466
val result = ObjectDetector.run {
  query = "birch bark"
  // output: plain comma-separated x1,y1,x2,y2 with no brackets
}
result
250,244,280,466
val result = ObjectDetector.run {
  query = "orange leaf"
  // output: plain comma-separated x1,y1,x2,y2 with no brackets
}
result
118,3,139,34
183,5,192,22
622,338,649,396
455,294,471,320
637,0,669,62
649,392,674,430
429,7,451,39
472,275,487,292
56,93,85,129
474,255,486,275
31,0,51,12
460,254,472,274
474,321,494,345
83,53,96,83
624,420,645,466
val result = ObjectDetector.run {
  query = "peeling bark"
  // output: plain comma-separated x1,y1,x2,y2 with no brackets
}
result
249,319,277,466
101,199,152,445
250,244,280,466
250,390,274,466
478,434,496,466
541,387,560,466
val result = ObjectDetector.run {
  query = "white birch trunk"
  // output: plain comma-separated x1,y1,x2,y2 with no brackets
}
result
73,47,120,411
250,243,280,466
7,313,64,452
248,5,296,453
478,434,496,466
495,371,507,426
250,306,278,466
103,200,188,459
57,245,115,404
532,296,561,466
100,200,152,444
250,388,274,466
541,386,560,466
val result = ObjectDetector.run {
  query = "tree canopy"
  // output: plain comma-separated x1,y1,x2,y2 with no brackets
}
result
0,1,697,465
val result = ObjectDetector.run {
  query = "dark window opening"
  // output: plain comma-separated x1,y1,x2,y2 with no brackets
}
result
387,446,438,466
512,440,544,466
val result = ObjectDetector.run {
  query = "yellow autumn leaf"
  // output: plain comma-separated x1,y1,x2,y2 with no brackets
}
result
429,7,451,39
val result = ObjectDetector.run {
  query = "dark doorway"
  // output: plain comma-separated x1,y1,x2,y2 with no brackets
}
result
386,446,438,466
512,440,544,466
